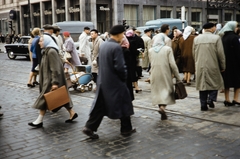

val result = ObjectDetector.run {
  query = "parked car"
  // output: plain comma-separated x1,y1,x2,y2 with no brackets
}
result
5,36,30,60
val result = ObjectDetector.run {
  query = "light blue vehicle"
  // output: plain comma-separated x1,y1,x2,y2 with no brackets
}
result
137,18,188,35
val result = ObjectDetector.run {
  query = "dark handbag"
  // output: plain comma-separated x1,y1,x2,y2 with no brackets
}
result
175,82,187,99
43,86,70,110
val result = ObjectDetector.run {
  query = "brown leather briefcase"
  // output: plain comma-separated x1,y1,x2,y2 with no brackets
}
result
43,86,70,110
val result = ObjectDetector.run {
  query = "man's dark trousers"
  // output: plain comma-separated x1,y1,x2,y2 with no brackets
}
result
199,90,218,107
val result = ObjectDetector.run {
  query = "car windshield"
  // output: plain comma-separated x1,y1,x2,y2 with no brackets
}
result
19,38,29,44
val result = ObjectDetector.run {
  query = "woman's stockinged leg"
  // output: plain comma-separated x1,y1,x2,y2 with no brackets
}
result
65,108,78,123
233,88,240,102
224,88,230,102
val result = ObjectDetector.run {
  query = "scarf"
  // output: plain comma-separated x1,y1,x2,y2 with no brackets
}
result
152,33,165,53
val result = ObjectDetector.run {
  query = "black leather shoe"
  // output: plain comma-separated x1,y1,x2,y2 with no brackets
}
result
232,100,240,106
207,101,215,108
0,112,3,117
28,122,43,128
121,128,136,136
65,113,78,123
27,84,35,88
224,101,234,107
135,89,142,93
33,81,39,85
158,109,168,120
201,107,208,111
82,127,99,139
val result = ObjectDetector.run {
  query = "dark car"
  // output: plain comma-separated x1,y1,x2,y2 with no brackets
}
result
5,36,30,60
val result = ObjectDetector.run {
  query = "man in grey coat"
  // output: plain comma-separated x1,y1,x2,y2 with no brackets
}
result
82,25,135,139
192,23,225,111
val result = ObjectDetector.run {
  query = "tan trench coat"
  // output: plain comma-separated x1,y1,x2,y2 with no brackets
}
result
192,32,225,91
91,36,104,73
141,34,152,69
149,46,181,106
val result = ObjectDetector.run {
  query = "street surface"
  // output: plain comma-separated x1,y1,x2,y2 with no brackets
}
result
0,43,240,159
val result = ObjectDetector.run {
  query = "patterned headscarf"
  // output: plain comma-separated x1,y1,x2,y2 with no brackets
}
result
152,33,165,53
183,26,193,40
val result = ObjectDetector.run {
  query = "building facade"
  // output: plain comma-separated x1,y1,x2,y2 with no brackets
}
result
0,0,240,36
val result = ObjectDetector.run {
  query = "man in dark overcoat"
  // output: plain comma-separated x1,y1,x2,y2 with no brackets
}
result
82,25,135,139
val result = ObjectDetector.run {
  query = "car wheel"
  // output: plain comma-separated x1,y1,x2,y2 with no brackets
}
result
7,50,16,59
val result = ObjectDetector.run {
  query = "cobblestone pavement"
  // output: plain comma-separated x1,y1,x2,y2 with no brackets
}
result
0,43,240,159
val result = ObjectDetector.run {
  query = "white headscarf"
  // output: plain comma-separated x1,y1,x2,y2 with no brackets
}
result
152,33,165,53
43,34,59,50
183,26,193,40
218,21,237,37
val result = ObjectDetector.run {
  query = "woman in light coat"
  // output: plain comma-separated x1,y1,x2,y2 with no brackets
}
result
149,33,181,120
63,31,81,72
28,35,78,128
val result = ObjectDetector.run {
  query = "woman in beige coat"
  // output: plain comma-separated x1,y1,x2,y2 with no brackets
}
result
149,33,181,120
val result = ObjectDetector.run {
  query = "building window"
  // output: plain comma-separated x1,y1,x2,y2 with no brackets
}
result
124,5,138,27
143,6,156,25
191,8,202,31
237,14,240,23
160,7,172,18
225,13,232,21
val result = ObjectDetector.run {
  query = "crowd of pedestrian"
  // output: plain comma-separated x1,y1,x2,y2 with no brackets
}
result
1,19,236,140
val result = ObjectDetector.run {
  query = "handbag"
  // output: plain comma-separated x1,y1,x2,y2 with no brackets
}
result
64,51,72,60
174,82,187,99
43,85,70,110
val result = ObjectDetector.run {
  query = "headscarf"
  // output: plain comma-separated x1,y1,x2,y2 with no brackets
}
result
126,29,134,37
216,23,222,30
173,29,182,40
43,34,59,50
183,26,193,40
218,21,237,36
120,35,130,48
152,33,165,53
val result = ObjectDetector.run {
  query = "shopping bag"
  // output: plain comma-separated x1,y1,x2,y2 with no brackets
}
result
44,85,70,110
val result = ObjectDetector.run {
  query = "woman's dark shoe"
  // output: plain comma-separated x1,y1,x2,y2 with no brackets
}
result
65,113,78,123
33,81,39,85
158,109,167,120
224,101,234,107
135,89,142,93
232,100,240,106
27,84,35,88
82,127,99,139
186,82,191,86
28,122,43,128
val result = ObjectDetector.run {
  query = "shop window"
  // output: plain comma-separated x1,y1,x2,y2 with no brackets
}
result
143,6,156,25
124,5,138,27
